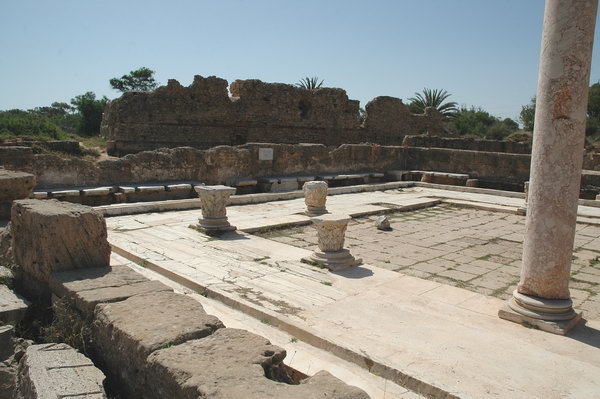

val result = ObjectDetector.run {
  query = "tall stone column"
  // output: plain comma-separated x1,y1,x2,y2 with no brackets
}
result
500,0,598,334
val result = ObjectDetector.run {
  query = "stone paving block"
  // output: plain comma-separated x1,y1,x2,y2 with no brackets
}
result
17,343,106,399
144,328,369,399
573,272,600,284
92,291,224,397
437,269,476,282
0,285,29,324
11,200,111,290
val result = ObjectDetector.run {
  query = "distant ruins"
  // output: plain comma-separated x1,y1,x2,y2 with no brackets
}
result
101,76,445,155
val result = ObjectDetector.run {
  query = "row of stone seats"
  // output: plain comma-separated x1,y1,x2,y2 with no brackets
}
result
7,199,369,399
227,172,387,194
386,170,477,187
25,169,477,209
31,182,204,206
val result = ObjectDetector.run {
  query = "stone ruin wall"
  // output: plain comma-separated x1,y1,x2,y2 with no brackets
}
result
101,75,445,156
402,135,532,154
1,143,531,189
6,142,600,197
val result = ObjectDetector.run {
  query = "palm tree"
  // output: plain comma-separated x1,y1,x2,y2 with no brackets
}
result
408,88,458,117
296,77,324,90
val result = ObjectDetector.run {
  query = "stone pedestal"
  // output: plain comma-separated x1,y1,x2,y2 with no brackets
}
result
302,214,361,271
303,181,328,216
195,185,236,235
499,0,598,335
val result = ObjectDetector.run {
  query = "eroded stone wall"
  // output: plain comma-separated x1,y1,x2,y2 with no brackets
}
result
5,141,600,196
402,135,532,154
101,76,444,155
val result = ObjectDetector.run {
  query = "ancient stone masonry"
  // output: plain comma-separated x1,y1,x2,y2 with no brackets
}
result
402,135,532,154
363,97,444,145
7,139,600,199
101,75,445,155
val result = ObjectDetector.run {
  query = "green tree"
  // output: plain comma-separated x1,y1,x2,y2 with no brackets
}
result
0,109,66,140
519,97,536,132
295,76,323,90
110,67,158,92
70,92,108,135
407,88,458,117
452,107,496,137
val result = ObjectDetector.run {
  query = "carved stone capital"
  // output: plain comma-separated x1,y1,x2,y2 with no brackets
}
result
195,185,237,234
303,181,328,216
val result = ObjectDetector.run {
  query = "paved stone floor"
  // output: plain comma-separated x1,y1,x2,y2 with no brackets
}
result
258,204,600,320
104,187,600,398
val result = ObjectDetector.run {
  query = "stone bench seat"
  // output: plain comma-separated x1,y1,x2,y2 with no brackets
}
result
421,171,470,185
50,189,81,197
224,178,259,195
225,178,258,187
258,176,299,193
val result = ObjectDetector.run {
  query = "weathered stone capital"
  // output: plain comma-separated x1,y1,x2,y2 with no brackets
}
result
303,181,328,215
195,185,236,219
312,215,350,252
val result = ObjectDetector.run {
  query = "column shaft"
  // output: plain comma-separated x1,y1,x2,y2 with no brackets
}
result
519,0,598,300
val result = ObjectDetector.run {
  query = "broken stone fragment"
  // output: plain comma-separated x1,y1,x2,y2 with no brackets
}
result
374,215,391,230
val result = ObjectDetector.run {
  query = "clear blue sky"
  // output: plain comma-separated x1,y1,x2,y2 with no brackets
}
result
2,0,600,121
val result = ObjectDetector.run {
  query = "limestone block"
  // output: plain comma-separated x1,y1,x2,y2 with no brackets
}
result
92,291,224,397
81,187,112,196
11,200,111,289
50,265,171,316
0,285,29,324
144,328,369,399
0,170,35,203
16,343,106,399
0,170,35,220
385,170,408,181
118,186,135,194
50,190,80,198
136,185,165,193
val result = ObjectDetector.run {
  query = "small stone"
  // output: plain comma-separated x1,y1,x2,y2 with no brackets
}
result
374,215,391,231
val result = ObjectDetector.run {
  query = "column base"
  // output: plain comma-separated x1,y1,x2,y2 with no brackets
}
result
304,208,328,217
498,290,583,335
302,249,362,272
197,217,236,236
